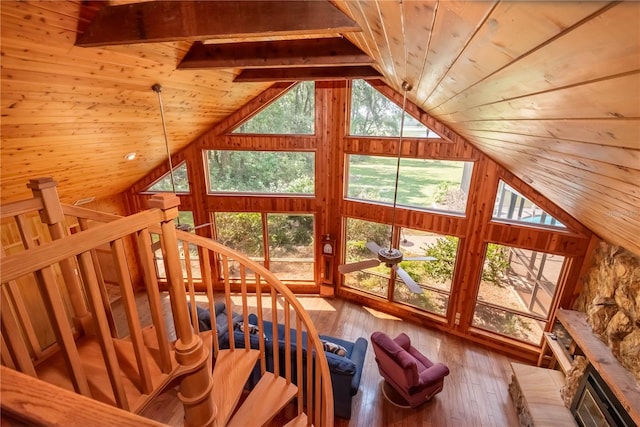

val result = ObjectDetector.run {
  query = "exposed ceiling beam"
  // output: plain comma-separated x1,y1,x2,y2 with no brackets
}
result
178,38,374,70
233,66,382,82
76,1,361,47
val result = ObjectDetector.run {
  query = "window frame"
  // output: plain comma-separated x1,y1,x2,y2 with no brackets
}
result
470,241,569,346
341,217,459,319
344,154,473,216
212,211,317,284
142,161,191,194
204,149,316,196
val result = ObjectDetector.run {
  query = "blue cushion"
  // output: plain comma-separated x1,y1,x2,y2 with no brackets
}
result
191,303,242,336
247,315,361,383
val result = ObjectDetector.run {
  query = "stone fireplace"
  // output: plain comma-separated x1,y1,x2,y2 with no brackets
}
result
573,242,640,383
570,364,635,426
509,241,639,426
562,241,640,424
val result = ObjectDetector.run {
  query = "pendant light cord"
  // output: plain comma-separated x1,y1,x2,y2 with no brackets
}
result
389,81,412,251
152,84,177,196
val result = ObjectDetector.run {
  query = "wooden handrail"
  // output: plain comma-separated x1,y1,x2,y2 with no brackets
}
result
1,209,167,282
1,366,167,427
62,204,122,223
173,228,335,422
1,185,334,426
0,198,44,219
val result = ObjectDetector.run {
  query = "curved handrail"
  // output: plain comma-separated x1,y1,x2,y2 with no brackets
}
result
173,229,335,423
1,191,334,426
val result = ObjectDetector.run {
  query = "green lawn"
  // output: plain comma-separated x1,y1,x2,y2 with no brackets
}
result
347,155,465,209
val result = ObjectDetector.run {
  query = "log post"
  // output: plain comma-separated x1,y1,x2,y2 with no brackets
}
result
148,194,216,427
27,178,92,333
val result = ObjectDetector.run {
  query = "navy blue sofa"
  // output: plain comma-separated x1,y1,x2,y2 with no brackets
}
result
247,314,368,419
194,305,367,419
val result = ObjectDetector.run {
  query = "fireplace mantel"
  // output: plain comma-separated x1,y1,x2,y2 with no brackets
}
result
557,308,640,424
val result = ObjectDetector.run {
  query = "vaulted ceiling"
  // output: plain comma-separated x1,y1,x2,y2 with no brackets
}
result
1,1,639,255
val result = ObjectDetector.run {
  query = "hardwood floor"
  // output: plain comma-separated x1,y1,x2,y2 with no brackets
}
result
134,294,520,427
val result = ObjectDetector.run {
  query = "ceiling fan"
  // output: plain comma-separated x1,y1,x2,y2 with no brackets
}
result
338,81,435,294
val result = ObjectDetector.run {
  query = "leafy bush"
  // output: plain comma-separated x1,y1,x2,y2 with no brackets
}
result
421,236,459,284
345,219,390,261
214,212,263,256
482,244,510,286
417,237,509,286
267,214,313,253
434,182,468,212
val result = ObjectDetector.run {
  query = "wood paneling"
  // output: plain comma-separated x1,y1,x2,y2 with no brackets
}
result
2,0,638,258
178,38,374,70
125,81,593,359
338,0,640,256
76,1,360,47
0,1,271,204
234,66,382,82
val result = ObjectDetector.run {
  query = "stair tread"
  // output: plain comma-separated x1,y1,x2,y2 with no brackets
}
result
35,335,176,413
284,413,312,427
227,372,298,427
211,349,261,426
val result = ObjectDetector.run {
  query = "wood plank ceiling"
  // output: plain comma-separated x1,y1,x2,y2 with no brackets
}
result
1,1,639,255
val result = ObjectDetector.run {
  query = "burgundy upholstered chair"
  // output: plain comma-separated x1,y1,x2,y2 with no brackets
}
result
371,331,450,408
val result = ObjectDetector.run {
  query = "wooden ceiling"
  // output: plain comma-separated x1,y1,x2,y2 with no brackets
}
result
1,1,638,255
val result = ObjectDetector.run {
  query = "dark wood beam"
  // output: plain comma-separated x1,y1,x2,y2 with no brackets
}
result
178,38,373,70
76,1,360,47
233,66,382,82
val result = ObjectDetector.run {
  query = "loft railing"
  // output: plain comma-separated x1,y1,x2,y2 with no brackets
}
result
0,178,333,426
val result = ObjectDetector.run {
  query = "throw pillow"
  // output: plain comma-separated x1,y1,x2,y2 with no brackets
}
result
321,339,347,357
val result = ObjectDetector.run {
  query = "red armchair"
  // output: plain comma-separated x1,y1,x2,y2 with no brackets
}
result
371,331,450,408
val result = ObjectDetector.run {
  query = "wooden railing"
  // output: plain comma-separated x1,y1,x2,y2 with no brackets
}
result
0,178,333,426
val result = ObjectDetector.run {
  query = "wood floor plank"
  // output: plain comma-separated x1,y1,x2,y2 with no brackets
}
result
139,294,520,427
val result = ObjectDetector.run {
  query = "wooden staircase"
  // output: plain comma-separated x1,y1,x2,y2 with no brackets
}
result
0,178,333,427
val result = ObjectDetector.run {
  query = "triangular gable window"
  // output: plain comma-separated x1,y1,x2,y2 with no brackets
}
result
232,81,315,135
145,162,190,193
493,180,565,229
350,79,440,138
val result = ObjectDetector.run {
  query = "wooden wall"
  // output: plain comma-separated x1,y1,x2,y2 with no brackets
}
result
1,213,75,348
1,0,637,258
125,80,594,359
333,1,640,256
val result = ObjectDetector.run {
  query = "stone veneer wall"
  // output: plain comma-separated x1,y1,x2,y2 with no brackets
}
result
573,241,640,383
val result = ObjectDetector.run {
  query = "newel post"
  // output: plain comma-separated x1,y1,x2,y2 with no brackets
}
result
27,178,92,333
148,194,216,427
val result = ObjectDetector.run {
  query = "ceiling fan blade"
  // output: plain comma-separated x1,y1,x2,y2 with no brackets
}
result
393,265,424,294
403,256,438,261
365,241,382,255
338,258,381,274
193,222,214,230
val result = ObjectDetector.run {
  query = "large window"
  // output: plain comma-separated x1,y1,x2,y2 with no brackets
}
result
145,162,190,193
343,219,457,317
346,155,472,214
233,81,315,135
267,214,314,280
472,244,565,345
214,212,315,282
392,229,458,316
214,212,264,279
343,218,391,298
493,180,565,229
206,150,315,195
350,79,440,138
